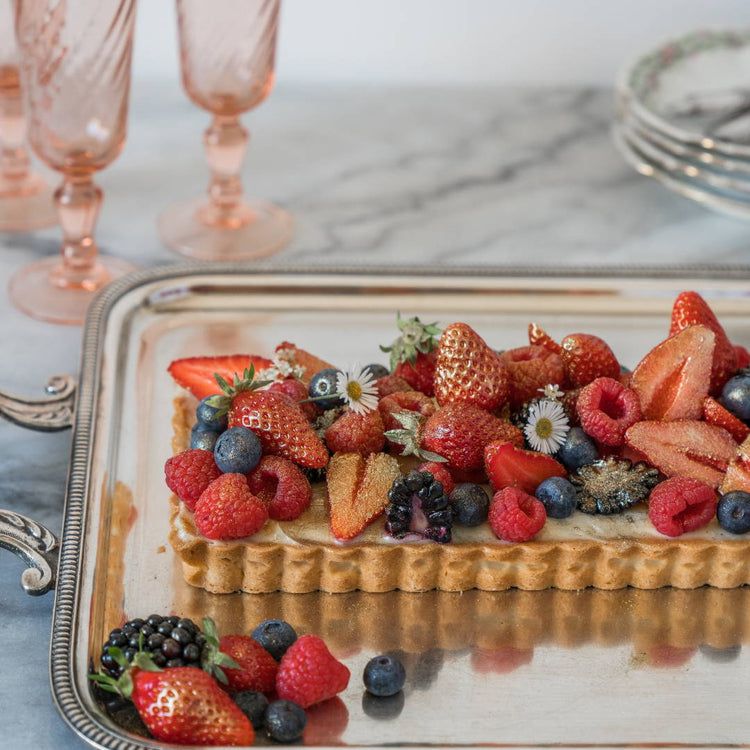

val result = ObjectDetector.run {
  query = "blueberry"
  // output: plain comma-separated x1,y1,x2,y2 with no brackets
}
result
720,371,750,421
363,363,389,380
195,397,228,431
448,483,489,526
213,426,262,474
308,368,344,410
251,619,298,661
190,423,220,451
535,476,577,519
717,491,750,534
265,699,307,742
233,690,269,729
556,426,599,470
699,644,742,663
363,654,406,697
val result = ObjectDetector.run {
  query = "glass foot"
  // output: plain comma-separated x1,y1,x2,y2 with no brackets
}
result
158,196,293,261
8,255,136,325
0,174,57,231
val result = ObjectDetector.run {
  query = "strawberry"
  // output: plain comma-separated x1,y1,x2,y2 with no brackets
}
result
417,460,455,495
484,440,567,494
433,322,510,411
380,314,441,397
379,390,436,452
164,448,222,511
418,402,523,472
735,344,750,370
703,396,750,444
247,455,312,521
206,365,329,469
218,634,279,694
629,325,715,421
373,374,413,398
719,435,750,495
276,634,351,708
625,420,738,489
488,487,547,542
527,322,563,356
669,290,738,395
268,377,320,421
560,333,620,388
167,354,273,400
194,473,269,540
325,408,386,456
274,341,336,384
648,477,718,537
499,345,566,410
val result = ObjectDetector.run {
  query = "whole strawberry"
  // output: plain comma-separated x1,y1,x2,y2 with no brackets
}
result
194,473,268,540
325,408,386,455
276,634,350,708
206,366,329,469
219,634,279,694
165,449,222,511
560,333,620,388
433,322,510,411
380,314,441,396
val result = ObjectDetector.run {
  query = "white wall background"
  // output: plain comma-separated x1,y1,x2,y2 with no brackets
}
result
134,0,750,87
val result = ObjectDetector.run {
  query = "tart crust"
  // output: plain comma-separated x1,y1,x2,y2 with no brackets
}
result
168,395,750,594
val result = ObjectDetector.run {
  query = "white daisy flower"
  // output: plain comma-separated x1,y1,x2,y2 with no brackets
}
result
335,363,379,415
524,399,570,454
258,348,305,381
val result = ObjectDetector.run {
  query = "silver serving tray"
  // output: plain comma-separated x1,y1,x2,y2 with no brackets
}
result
3,265,750,749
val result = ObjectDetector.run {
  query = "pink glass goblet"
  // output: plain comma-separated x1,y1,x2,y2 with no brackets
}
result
8,0,138,325
158,0,293,261
0,0,56,231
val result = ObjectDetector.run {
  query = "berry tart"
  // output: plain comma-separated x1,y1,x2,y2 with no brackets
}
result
166,297,750,593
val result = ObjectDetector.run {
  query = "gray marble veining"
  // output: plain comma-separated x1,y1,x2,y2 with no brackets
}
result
1,81,749,749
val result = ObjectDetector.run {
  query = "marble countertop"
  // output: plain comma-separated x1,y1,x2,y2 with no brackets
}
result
1,81,750,749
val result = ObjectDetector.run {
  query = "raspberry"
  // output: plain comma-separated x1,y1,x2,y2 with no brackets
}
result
488,487,546,542
247,456,312,522
164,448,222,511
374,374,413,398
499,345,565,410
325,409,385,456
648,477,718,537
576,377,642,447
276,634,350,708
417,461,455,495
268,377,320,421
218,635,279,694
194,473,268,540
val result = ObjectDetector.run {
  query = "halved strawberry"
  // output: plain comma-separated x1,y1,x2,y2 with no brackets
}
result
484,440,567,495
274,341,336,384
528,322,562,356
719,435,750,495
625,420,737,489
669,291,738,395
703,396,750,444
629,325,714,421
168,354,274,401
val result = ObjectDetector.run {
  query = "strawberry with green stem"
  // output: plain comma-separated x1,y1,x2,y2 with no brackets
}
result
380,314,441,396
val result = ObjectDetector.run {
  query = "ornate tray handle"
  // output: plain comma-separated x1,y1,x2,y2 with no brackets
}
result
0,510,58,595
0,375,75,431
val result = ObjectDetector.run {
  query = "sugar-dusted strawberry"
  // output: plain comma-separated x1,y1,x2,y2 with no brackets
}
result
268,377,320,421
325,408,386,456
498,345,565,410
528,322,563,356
719,435,750,495
373,374,413,398
433,322,510,411
417,460,455,495
418,402,523,472
380,314,441,397
219,634,279,694
560,333,620,388
168,354,273,401
703,396,750,444
576,377,642,447
164,448,222,511
488,487,547,542
625,420,737,489
274,341,336,384
648,477,718,537
276,634,350,708
735,344,750,370
484,440,567,495
629,324,714,421
669,290,738,395
247,455,312,521
194,473,269,540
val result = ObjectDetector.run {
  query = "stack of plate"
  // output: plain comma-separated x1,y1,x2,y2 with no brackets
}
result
615,28,750,220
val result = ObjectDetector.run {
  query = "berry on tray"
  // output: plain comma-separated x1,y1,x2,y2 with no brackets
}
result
560,332,620,388
233,690,269,729
488,487,546,542
363,654,406,697
194,473,268,540
251,619,298,661
716,490,750,534
648,476,718,537
265,699,308,742
168,354,273,400
218,634,279,694
247,455,312,522
165,449,222,511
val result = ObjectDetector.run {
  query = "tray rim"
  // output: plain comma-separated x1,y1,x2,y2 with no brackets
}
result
51,262,750,750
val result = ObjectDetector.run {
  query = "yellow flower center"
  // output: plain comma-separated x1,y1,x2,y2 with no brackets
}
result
535,417,553,439
346,380,363,401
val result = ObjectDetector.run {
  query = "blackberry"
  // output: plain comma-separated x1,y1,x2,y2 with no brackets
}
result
100,615,208,677
570,456,661,514
385,470,452,543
